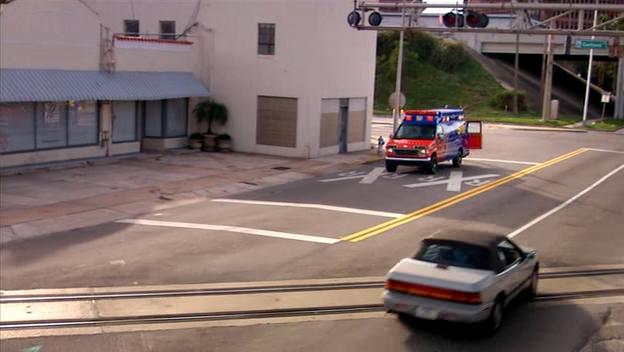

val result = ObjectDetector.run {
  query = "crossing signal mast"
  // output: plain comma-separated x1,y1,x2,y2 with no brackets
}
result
347,1,624,121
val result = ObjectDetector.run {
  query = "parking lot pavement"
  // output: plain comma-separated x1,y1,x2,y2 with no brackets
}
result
0,149,381,244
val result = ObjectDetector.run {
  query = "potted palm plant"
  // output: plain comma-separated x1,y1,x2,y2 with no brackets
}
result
193,99,228,152
216,133,232,152
189,133,204,149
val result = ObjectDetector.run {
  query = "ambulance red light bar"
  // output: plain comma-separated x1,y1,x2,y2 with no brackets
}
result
404,109,437,115
385,279,482,305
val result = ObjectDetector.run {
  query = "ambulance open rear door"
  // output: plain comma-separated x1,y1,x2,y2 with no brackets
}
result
467,121,482,149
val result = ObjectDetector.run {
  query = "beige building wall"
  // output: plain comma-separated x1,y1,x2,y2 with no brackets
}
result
85,0,205,74
203,0,376,158
1,0,377,164
0,0,101,70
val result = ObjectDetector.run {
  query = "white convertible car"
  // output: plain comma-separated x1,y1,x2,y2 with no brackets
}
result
383,231,539,332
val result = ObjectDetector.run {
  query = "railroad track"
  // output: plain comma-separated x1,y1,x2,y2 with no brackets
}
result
1,268,622,331
2,268,623,304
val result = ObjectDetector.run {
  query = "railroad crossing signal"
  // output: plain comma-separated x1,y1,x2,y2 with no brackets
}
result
347,11,383,27
442,11,489,28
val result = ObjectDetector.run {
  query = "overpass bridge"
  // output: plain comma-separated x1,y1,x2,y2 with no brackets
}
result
383,13,615,57
379,13,623,118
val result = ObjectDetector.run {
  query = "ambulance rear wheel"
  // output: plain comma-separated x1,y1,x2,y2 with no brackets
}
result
385,161,398,173
427,156,438,174
452,151,463,167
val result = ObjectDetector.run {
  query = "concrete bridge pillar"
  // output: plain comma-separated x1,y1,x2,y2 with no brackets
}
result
615,57,624,119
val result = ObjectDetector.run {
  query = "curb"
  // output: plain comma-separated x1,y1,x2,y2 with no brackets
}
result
486,123,587,133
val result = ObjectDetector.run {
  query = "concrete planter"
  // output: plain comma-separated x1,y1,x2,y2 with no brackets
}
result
217,138,232,152
203,134,217,152
189,139,203,149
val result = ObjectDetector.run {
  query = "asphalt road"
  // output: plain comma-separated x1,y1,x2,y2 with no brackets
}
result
1,126,623,288
1,125,623,351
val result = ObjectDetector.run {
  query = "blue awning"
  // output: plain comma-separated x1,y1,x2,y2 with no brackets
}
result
0,69,210,102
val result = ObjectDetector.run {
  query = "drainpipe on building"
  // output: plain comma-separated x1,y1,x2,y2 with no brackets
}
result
100,102,113,157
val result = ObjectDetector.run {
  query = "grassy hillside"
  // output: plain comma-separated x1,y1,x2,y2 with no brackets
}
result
374,31,505,115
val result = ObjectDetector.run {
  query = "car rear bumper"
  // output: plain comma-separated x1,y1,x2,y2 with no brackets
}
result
383,290,492,323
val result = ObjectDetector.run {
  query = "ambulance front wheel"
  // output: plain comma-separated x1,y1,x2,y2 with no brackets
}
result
427,156,438,174
452,151,463,168
385,161,398,173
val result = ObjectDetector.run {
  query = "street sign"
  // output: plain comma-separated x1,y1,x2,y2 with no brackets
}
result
388,92,406,108
575,40,608,50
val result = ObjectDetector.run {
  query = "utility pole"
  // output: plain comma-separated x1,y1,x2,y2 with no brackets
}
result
513,32,520,114
392,5,406,132
541,22,554,120
582,6,599,125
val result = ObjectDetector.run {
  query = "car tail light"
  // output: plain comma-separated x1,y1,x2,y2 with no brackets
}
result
385,279,482,305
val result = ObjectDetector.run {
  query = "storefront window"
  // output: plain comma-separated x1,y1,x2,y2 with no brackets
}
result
165,98,187,137
0,103,35,153
36,102,67,149
112,101,137,143
143,99,188,138
68,101,98,146
144,100,163,137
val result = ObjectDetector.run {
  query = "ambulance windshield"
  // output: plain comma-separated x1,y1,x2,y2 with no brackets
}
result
394,124,436,140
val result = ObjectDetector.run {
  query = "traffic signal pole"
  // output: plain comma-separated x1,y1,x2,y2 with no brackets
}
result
582,8,599,125
392,7,406,133
541,22,554,121
350,1,624,120
513,32,519,114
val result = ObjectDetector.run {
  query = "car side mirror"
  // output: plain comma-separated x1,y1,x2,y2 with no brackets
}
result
389,134,394,139
524,251,536,260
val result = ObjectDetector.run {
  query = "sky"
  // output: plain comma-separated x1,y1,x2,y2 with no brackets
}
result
422,0,466,14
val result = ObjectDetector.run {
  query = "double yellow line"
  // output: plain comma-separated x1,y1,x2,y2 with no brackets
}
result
342,148,588,243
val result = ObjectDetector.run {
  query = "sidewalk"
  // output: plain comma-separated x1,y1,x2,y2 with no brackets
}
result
0,149,382,244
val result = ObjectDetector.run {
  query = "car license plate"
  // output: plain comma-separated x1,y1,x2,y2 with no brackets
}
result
414,306,439,320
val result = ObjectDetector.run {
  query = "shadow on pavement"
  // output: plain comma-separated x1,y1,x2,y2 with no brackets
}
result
400,301,604,352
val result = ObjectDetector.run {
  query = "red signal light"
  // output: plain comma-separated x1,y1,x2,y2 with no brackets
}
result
442,12,464,28
466,11,489,28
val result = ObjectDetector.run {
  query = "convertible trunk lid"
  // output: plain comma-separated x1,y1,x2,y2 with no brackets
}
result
386,258,494,293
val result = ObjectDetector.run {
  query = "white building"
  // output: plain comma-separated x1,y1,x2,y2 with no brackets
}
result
0,0,377,168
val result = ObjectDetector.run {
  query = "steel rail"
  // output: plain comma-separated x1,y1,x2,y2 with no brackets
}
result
2,288,623,330
1,269,623,304
0,305,385,330
0,282,384,303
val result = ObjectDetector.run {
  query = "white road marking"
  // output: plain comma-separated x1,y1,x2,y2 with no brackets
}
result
109,260,126,266
320,171,367,183
508,163,624,238
360,167,385,184
446,171,463,192
586,148,624,155
117,219,340,244
404,174,500,188
212,199,403,218
465,157,540,165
